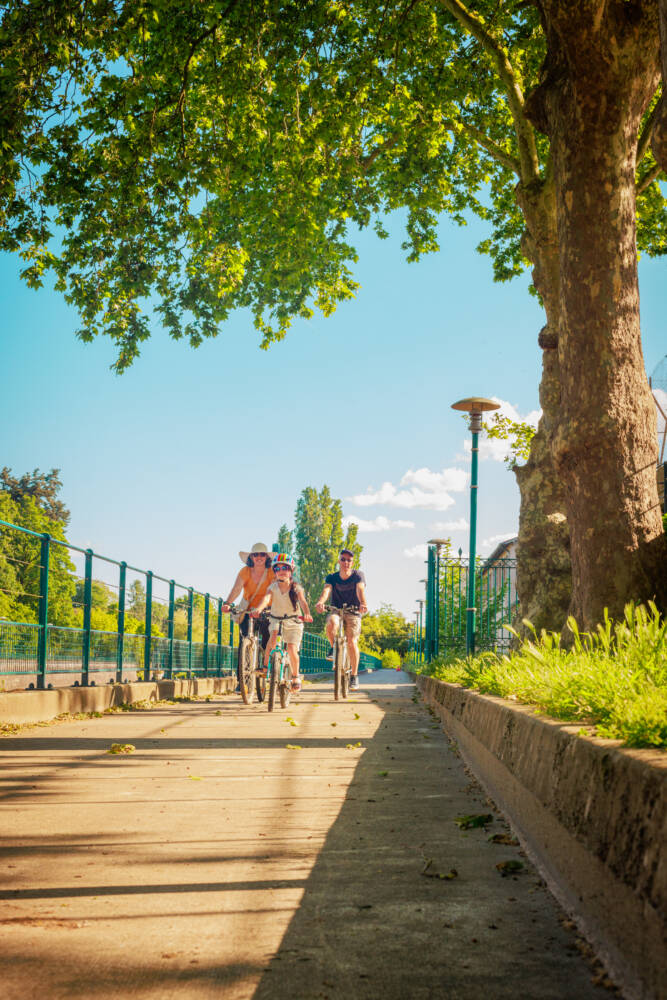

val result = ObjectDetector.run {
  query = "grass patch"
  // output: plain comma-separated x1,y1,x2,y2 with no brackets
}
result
416,603,667,749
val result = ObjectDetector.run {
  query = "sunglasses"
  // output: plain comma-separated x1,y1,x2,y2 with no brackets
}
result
273,565,291,572
339,557,353,562
251,552,267,558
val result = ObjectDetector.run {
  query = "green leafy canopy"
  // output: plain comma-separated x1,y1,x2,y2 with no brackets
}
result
1,1,664,369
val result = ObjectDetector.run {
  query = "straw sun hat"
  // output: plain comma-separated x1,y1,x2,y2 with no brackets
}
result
238,542,270,563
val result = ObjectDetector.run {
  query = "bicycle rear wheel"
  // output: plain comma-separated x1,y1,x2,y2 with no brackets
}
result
256,662,266,702
268,651,279,712
340,654,350,699
238,638,256,705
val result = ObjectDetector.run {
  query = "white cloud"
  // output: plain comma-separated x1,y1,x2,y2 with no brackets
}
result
404,544,428,559
431,518,469,532
480,532,516,554
458,398,541,464
347,466,468,511
343,514,415,533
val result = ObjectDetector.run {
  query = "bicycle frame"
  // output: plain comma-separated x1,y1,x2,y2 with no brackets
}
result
267,615,301,711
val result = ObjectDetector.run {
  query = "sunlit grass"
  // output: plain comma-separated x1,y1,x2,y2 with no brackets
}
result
416,603,667,749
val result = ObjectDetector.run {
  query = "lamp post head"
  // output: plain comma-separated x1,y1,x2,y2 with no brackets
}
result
428,538,448,548
451,396,500,433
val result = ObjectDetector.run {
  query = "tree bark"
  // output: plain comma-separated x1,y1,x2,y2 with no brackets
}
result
514,171,572,632
531,1,667,627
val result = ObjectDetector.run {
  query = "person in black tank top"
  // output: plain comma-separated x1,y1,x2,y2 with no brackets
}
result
315,549,368,690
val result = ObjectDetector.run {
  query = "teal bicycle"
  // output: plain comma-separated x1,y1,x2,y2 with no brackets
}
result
266,614,303,712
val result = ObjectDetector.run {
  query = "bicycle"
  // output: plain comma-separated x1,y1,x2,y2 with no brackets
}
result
266,613,303,712
324,604,360,701
229,606,269,705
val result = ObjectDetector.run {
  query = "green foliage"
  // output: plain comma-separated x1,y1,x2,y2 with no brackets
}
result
381,649,401,670
361,603,411,655
0,491,75,624
0,468,70,526
2,2,662,368
416,603,667,748
482,414,537,469
276,523,294,558
292,485,362,613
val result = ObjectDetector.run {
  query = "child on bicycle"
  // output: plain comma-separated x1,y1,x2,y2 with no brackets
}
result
252,554,312,692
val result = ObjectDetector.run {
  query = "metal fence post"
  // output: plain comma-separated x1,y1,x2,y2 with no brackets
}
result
167,580,175,679
37,533,50,690
217,598,223,676
144,571,153,681
116,561,126,683
187,587,193,676
82,549,93,686
203,593,210,678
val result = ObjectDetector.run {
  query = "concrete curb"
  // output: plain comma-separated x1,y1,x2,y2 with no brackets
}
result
414,674,667,1000
0,676,235,725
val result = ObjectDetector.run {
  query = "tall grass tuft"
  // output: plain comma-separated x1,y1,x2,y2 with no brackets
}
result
418,602,667,749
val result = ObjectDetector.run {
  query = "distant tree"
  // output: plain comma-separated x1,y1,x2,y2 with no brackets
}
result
361,604,412,656
293,486,362,619
0,468,70,526
276,523,294,558
0,493,75,624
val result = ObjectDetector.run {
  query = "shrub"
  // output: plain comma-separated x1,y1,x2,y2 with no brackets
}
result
381,649,401,670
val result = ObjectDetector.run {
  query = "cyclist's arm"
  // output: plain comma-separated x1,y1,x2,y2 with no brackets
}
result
253,591,273,615
314,583,332,614
356,581,368,615
222,571,245,611
297,586,313,622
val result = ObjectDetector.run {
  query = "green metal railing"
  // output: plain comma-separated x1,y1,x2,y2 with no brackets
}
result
407,544,519,665
0,518,380,687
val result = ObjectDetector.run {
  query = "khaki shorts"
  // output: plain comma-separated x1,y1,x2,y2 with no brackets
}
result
327,611,362,639
270,617,304,646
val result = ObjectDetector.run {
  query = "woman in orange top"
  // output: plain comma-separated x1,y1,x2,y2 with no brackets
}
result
222,542,273,661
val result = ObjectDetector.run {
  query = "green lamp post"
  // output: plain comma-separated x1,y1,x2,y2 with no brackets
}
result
428,539,448,659
451,396,500,656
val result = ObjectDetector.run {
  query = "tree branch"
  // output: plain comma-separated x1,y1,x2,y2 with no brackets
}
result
437,0,540,182
636,160,664,194
448,118,521,174
637,88,662,164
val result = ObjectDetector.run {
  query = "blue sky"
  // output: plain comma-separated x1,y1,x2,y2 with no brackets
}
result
1,211,665,617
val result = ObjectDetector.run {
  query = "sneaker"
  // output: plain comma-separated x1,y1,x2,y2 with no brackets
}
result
350,675,359,690
291,675,302,692
325,646,334,661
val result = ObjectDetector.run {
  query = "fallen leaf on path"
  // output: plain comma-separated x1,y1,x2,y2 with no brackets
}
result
107,743,135,754
345,742,362,749
189,776,202,781
496,860,524,875
286,744,303,750
421,859,458,880
378,771,388,777
330,722,337,727
454,813,494,830
353,713,360,720
489,833,519,846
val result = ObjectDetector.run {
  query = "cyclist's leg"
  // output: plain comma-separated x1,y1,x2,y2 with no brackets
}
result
344,613,361,676
237,614,250,683
285,642,300,678
325,614,338,647
263,630,278,668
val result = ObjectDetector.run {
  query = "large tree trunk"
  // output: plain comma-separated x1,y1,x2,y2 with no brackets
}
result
514,172,572,632
533,2,667,627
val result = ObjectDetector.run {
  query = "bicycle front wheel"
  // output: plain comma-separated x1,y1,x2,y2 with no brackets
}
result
333,641,342,701
340,651,350,700
238,638,256,705
268,651,279,712
256,662,266,702
279,659,291,709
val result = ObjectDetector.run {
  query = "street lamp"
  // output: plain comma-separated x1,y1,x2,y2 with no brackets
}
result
451,396,500,656
415,598,424,662
428,539,448,659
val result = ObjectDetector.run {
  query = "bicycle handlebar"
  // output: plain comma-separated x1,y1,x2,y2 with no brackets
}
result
323,603,360,616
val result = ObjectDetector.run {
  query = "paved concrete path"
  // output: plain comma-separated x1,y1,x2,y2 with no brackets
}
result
0,671,609,999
